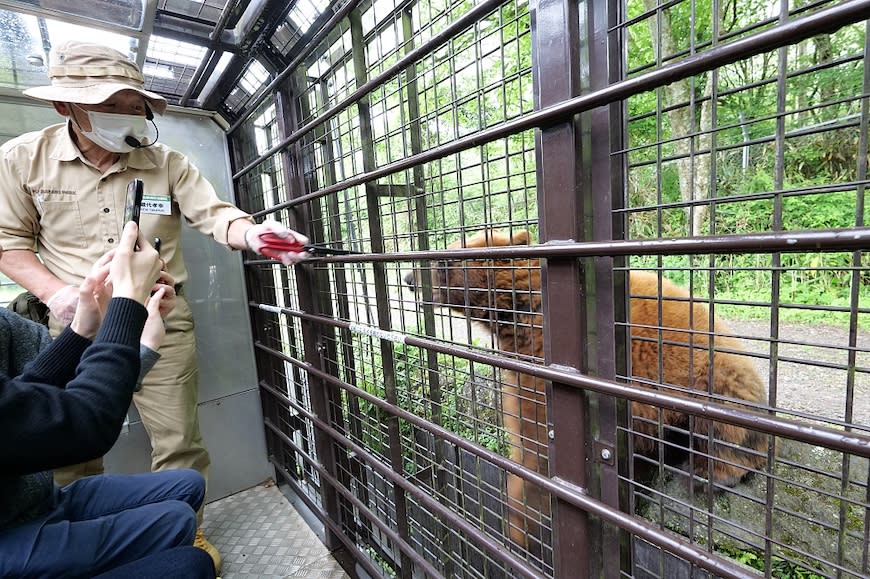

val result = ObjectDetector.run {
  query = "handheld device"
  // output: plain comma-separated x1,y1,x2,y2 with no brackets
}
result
153,237,162,253
257,232,306,256
124,178,144,226
257,231,358,257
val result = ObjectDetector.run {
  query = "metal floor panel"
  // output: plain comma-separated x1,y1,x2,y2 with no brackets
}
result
201,481,350,579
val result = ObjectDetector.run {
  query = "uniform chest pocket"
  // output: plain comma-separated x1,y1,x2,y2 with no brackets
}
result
35,192,87,249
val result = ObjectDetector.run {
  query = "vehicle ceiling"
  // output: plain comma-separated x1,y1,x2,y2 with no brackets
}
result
0,0,332,124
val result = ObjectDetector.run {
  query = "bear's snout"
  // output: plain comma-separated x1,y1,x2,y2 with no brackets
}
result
403,271,417,290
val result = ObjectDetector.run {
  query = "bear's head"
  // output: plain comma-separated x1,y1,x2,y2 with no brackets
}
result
403,230,542,326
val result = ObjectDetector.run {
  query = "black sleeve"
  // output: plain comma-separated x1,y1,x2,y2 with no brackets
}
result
15,327,92,387
0,298,147,475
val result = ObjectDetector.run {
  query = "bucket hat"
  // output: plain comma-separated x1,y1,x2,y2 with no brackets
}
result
23,41,167,115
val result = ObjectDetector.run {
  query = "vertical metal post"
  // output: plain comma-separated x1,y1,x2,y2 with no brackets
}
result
400,7,454,577
277,78,345,553
604,0,634,573
315,77,374,547
531,0,590,575
228,117,290,480
349,9,414,578
840,22,870,574
584,0,623,576
762,7,789,570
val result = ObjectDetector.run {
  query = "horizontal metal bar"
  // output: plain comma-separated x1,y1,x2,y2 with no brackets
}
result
625,468,866,576
620,322,870,376
625,53,864,122
627,115,864,172
264,419,444,578
249,0,870,218
257,342,761,579
253,305,870,458
267,456,396,579
231,0,506,178
244,227,870,264
617,0,846,72
259,373,548,579
616,179,870,214
407,341,870,460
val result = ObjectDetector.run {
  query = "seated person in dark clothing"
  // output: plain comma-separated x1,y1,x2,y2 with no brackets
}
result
94,545,217,579
0,222,215,579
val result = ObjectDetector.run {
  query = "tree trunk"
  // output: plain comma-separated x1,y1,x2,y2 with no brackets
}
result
642,0,713,236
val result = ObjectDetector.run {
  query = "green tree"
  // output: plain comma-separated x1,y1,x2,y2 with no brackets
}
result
0,10,33,88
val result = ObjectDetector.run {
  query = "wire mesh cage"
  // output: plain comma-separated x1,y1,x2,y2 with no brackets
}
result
618,1,868,576
229,0,869,576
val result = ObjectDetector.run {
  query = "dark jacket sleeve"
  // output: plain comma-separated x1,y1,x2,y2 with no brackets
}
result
135,344,161,392
0,298,146,475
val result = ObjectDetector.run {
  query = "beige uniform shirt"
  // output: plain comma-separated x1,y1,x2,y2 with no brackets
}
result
0,122,251,295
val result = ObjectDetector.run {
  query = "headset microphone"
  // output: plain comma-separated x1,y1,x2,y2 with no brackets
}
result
126,107,159,149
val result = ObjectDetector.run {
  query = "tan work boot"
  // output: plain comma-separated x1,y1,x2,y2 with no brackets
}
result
194,528,222,574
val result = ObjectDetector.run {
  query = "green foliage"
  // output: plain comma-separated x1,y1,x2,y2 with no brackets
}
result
716,544,826,579
630,171,866,326
312,0,537,249
621,0,867,328
364,545,398,578
311,0,867,330
353,337,508,474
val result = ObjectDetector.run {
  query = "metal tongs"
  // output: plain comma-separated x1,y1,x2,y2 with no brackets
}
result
257,232,360,258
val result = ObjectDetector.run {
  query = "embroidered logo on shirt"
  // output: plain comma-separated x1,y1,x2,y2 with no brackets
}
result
34,189,77,211
35,189,77,197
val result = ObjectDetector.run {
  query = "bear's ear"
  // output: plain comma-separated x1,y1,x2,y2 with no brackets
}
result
512,230,531,245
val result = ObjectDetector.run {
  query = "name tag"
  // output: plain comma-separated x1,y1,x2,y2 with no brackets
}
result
142,194,172,216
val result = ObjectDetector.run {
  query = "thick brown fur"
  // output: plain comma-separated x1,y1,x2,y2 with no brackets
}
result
404,230,768,550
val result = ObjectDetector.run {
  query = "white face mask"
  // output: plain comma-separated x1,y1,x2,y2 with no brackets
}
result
72,106,149,153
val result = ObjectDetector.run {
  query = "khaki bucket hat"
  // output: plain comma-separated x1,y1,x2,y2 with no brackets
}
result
23,41,167,115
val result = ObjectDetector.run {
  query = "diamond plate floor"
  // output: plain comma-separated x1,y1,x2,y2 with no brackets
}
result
201,481,351,579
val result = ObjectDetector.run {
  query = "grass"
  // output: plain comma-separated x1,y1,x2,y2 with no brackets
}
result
716,545,828,579
715,292,861,328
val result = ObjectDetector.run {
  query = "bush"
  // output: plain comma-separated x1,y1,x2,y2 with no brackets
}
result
353,338,508,475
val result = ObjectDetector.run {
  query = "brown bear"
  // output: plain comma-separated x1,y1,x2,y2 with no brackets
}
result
404,229,768,551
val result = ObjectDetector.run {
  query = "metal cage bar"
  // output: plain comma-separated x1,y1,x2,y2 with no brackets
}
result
229,0,870,576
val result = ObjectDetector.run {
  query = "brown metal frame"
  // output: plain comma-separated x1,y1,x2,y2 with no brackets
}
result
229,0,870,576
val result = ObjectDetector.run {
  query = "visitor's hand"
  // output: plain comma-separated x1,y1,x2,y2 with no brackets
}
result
244,220,309,266
150,270,177,319
140,286,167,351
70,251,113,339
110,222,162,304
46,284,80,325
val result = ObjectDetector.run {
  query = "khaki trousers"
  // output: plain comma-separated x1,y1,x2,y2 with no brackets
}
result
52,297,211,524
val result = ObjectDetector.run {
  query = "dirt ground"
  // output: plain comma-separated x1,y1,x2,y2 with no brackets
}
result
653,319,869,575
727,319,869,429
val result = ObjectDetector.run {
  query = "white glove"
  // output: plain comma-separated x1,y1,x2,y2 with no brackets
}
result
244,220,310,266
46,284,79,325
